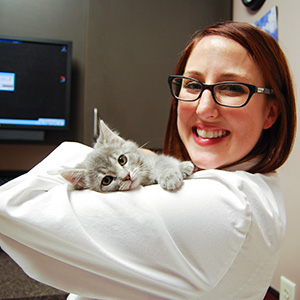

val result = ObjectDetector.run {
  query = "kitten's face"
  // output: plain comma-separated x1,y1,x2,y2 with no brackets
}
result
85,144,145,192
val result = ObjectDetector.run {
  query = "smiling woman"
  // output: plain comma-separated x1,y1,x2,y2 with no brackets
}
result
164,21,296,174
177,35,278,169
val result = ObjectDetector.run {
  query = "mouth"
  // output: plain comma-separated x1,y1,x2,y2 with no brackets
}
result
192,126,229,145
119,177,140,191
194,127,229,139
129,178,139,190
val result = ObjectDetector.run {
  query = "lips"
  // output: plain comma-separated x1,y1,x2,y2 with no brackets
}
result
192,125,229,146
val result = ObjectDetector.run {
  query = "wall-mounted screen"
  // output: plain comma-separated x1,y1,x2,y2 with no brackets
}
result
0,35,72,140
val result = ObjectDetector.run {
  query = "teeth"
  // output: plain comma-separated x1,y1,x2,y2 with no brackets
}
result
196,128,227,139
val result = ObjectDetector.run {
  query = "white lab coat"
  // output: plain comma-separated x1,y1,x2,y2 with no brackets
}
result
0,142,286,300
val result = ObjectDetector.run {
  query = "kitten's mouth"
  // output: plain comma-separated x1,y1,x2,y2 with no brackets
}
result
120,177,139,191
129,178,140,190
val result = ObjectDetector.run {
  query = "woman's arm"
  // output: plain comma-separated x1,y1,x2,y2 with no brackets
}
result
0,142,252,300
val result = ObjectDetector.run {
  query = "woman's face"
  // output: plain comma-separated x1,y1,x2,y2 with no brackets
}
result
177,36,278,169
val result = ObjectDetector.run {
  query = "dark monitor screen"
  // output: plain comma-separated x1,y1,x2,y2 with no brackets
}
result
0,36,72,135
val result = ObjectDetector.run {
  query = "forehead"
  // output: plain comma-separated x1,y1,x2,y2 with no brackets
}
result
185,35,263,84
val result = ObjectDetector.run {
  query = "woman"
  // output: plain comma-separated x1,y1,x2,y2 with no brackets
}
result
164,21,295,173
0,22,296,300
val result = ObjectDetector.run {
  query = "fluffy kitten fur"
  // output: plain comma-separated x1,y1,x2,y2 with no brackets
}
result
61,121,194,192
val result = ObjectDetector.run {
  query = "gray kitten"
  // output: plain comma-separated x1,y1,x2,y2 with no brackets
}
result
61,121,194,192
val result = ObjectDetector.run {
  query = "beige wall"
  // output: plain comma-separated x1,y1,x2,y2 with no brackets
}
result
83,0,232,148
233,0,300,297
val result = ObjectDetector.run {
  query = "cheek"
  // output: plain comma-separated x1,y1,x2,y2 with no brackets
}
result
177,102,197,128
177,103,191,141
229,110,266,152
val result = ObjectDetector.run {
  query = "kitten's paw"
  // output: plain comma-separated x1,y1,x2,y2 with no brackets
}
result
158,171,183,191
179,161,194,178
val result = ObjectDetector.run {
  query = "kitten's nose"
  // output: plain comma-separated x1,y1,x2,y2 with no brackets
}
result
124,173,131,181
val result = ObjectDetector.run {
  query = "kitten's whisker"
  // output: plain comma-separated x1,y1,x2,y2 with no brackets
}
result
139,141,150,149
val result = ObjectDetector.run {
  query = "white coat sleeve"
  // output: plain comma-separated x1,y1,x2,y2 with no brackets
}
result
0,142,252,300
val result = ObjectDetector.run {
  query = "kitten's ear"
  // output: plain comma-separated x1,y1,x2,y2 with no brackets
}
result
61,169,88,190
96,120,124,146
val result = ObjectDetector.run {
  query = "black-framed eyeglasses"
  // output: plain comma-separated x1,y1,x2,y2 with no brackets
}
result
168,75,274,108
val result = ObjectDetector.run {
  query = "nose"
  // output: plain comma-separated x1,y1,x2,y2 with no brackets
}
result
124,173,131,181
196,89,219,119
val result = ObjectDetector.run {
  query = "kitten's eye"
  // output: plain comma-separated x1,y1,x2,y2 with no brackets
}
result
118,154,127,166
101,175,113,186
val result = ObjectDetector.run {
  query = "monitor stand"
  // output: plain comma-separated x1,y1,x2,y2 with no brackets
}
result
0,129,45,141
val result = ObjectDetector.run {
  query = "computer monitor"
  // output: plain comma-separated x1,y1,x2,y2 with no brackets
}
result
0,35,72,141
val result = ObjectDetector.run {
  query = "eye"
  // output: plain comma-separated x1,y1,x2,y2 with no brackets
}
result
118,154,127,166
217,83,248,96
183,79,202,93
101,175,113,186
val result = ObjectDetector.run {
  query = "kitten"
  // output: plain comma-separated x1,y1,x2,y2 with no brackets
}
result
61,121,194,192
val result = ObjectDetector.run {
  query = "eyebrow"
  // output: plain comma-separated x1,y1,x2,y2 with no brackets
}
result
220,72,251,82
183,71,252,83
183,71,202,78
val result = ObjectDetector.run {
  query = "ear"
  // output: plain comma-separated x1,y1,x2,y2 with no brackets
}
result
95,120,124,147
263,100,279,130
60,169,88,190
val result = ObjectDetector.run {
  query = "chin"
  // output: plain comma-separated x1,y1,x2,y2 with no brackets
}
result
189,155,223,170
